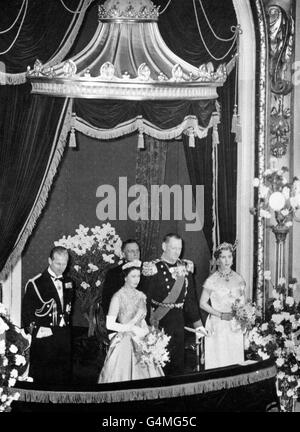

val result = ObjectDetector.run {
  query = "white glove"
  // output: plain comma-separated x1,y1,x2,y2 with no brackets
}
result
132,326,149,339
195,326,208,338
106,315,133,333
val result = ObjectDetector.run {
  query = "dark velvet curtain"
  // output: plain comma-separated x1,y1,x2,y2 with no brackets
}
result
0,93,68,275
0,0,85,275
159,0,238,253
0,0,83,73
183,70,237,252
74,99,217,129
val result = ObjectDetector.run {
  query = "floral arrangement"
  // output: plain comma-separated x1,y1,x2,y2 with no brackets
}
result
245,275,300,411
55,223,122,333
231,298,257,333
136,326,171,368
252,165,300,229
0,303,30,412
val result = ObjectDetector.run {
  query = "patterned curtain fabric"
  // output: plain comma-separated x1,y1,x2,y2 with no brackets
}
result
135,136,168,261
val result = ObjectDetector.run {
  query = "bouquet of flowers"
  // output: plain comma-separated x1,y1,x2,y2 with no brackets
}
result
0,303,30,412
55,223,122,333
136,326,171,368
245,275,300,411
231,298,257,333
252,165,300,228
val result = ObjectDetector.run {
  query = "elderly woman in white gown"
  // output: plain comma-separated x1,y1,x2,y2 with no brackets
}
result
200,242,246,370
98,260,164,383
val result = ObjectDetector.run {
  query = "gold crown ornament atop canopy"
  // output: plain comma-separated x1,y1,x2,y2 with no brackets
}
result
98,0,159,22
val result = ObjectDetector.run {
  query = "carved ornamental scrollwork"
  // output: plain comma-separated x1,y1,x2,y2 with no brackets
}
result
265,3,294,159
267,5,294,95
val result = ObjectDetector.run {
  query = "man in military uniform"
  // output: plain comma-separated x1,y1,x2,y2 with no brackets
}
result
102,239,141,315
22,246,74,386
142,233,205,376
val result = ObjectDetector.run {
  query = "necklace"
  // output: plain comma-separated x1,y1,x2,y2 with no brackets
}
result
217,269,233,282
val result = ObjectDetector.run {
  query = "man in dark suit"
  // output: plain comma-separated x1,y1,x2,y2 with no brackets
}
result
22,246,74,386
101,239,140,315
141,233,206,376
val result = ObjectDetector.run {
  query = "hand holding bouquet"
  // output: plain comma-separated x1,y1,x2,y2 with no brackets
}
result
136,326,171,368
231,298,256,333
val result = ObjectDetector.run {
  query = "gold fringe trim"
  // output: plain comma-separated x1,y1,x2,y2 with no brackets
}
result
75,111,220,143
0,99,72,281
0,0,92,86
15,364,277,404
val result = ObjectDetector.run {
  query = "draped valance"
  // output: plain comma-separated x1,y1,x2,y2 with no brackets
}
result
72,98,219,148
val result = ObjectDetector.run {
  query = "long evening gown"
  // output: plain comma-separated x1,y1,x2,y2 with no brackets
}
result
203,270,245,370
98,287,164,383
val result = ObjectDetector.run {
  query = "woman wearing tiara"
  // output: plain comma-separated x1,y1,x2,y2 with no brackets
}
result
98,260,164,383
200,242,245,369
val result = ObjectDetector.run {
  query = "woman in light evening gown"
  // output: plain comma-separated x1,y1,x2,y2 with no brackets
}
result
200,242,245,370
98,260,164,383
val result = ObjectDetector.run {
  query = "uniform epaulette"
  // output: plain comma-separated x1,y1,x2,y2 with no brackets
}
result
142,260,158,276
182,259,194,274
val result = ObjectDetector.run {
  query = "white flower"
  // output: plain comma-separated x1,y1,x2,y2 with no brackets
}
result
258,349,269,360
286,296,294,307
282,187,290,199
278,277,286,286
277,371,285,380
10,369,18,378
95,280,101,287
275,324,284,334
2,357,8,367
1,394,7,403
285,221,293,227
253,178,259,187
276,358,285,367
273,300,283,311
287,389,294,398
291,364,299,373
277,390,283,397
281,208,289,216
14,355,26,366
80,282,90,290
0,317,9,335
8,378,16,388
9,344,18,354
261,323,268,331
272,289,280,299
88,263,99,272
272,314,284,324
74,265,81,272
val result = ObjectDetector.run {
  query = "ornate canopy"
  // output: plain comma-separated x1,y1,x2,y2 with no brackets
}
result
27,0,227,100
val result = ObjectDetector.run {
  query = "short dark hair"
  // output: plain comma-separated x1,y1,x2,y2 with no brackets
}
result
122,266,141,278
49,246,69,260
121,239,140,252
162,233,182,243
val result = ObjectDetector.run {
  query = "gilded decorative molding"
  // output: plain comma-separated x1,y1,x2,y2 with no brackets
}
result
29,78,220,100
267,4,294,95
270,95,290,157
256,0,268,312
